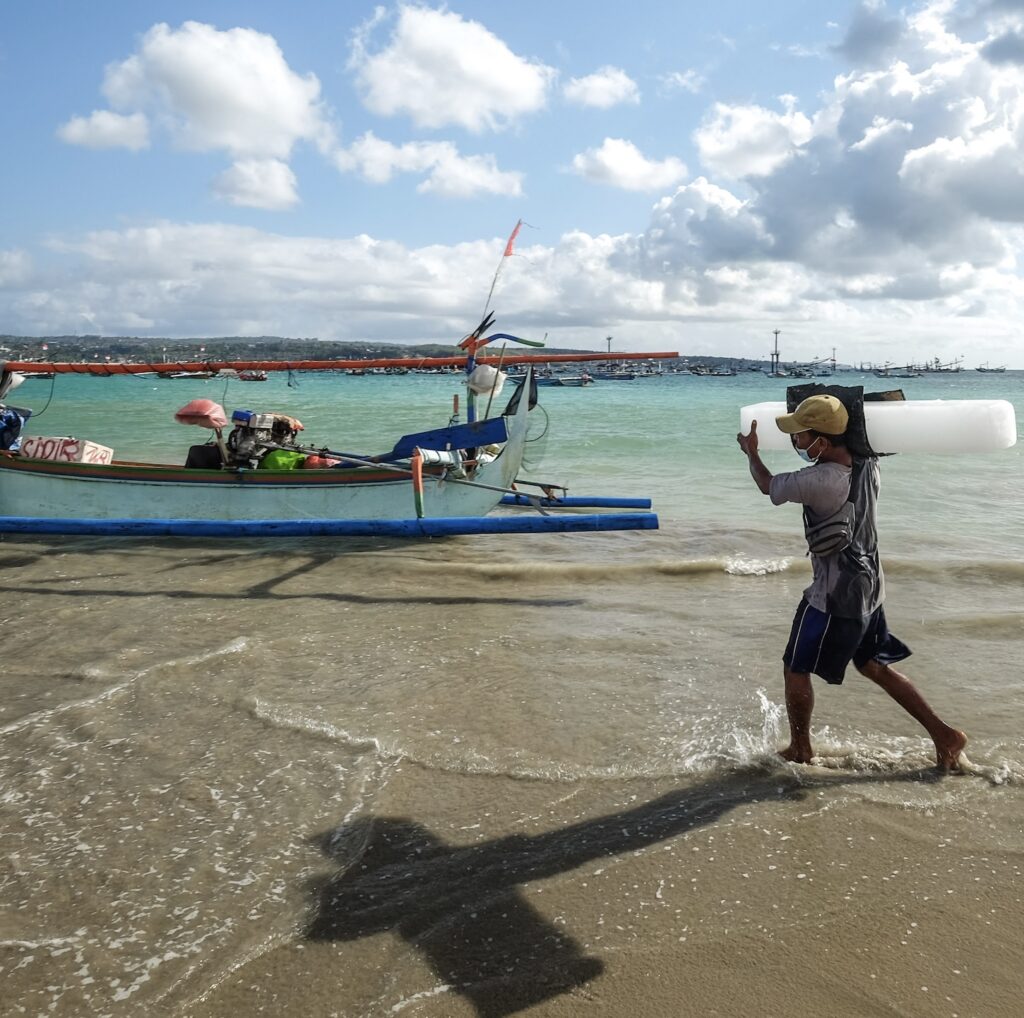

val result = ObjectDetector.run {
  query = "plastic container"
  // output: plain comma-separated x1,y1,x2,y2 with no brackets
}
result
20,435,114,464
740,400,1018,453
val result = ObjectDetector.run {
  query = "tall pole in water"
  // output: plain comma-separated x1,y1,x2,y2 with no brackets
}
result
771,329,781,376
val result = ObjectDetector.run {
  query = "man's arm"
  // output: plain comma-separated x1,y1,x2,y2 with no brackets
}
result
736,420,773,495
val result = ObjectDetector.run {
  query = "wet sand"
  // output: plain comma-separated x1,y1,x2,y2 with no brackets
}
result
186,767,1024,1018
2,534,1023,1017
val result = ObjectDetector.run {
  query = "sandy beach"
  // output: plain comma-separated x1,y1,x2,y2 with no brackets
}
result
2,521,1022,1017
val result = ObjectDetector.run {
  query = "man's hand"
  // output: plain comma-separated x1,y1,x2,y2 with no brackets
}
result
737,419,759,457
738,420,772,495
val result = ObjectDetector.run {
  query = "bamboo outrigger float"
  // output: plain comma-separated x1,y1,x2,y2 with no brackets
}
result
0,318,673,539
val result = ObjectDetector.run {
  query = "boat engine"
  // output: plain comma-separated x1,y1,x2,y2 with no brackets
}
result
226,409,304,467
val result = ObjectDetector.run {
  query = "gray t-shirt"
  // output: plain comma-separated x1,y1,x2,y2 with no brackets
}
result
769,458,885,617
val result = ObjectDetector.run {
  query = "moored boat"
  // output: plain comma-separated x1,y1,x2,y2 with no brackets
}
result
0,319,674,537
0,393,530,523
536,373,593,387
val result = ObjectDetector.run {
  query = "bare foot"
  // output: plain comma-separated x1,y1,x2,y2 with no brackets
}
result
934,728,967,772
779,745,813,765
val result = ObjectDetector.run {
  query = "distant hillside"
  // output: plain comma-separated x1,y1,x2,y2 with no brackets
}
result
0,334,778,372
0,334,598,362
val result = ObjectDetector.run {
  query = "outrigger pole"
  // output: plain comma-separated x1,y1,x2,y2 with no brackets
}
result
0,513,658,538
1,350,677,377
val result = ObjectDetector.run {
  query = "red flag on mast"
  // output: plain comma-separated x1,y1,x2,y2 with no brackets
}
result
503,219,522,257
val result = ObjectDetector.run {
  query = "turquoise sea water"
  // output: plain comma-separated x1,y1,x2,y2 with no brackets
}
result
2,367,1023,1017
10,366,1022,552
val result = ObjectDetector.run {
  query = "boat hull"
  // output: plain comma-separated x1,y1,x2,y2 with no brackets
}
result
0,399,529,522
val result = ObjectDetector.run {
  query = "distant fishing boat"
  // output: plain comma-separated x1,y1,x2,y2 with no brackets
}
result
541,373,593,387
162,370,216,380
976,362,1007,373
589,367,637,380
920,357,964,373
510,371,593,387
874,365,922,378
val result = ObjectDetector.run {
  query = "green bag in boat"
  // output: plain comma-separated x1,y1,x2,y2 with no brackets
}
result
259,449,307,470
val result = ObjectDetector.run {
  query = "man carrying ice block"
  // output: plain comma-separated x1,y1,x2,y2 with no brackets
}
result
736,393,966,771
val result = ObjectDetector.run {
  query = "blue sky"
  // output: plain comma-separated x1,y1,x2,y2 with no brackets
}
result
3,1,1024,366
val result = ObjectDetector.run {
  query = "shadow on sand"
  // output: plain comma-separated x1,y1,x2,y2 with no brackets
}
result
306,766,943,1016
0,548,585,608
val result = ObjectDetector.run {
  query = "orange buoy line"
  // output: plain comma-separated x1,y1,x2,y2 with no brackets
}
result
1,351,678,376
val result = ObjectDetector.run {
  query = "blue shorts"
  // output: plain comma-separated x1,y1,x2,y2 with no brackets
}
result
783,598,911,685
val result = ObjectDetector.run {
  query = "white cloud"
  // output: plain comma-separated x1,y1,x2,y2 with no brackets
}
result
0,211,1015,366
659,69,705,94
642,178,771,268
57,21,333,208
100,21,332,158
335,132,522,197
849,115,913,150
212,159,299,210
418,151,523,198
832,0,905,65
21,224,503,340
349,5,555,131
695,97,814,178
571,138,687,192
56,110,149,150
563,66,640,108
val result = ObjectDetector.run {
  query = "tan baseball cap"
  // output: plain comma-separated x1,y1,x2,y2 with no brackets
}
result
775,394,849,435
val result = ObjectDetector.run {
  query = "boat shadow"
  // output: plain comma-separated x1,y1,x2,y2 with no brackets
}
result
0,547,585,609
305,765,943,1016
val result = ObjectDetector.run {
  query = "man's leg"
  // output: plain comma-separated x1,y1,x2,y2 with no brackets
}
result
856,659,967,770
780,667,815,763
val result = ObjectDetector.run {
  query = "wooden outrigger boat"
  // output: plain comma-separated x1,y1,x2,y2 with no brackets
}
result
0,317,674,538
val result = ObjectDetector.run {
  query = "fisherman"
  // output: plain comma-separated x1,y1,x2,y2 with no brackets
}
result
736,393,966,770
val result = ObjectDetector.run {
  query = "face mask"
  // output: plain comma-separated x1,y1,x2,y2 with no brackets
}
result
793,435,823,463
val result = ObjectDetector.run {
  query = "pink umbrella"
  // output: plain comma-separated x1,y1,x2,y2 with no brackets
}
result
174,400,229,464
174,399,228,429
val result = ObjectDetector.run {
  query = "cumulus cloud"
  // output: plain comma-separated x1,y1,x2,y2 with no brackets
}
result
981,29,1024,64
56,110,149,150
99,21,332,157
20,224,512,341
57,21,332,207
335,132,523,197
563,66,640,108
212,159,299,210
349,5,555,131
833,0,905,64
571,138,687,191
607,0,1024,353
694,97,814,178
641,178,771,268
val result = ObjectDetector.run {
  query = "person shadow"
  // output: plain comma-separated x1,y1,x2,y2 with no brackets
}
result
305,765,942,1016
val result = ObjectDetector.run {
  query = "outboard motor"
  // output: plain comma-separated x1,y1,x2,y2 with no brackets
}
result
226,410,304,467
